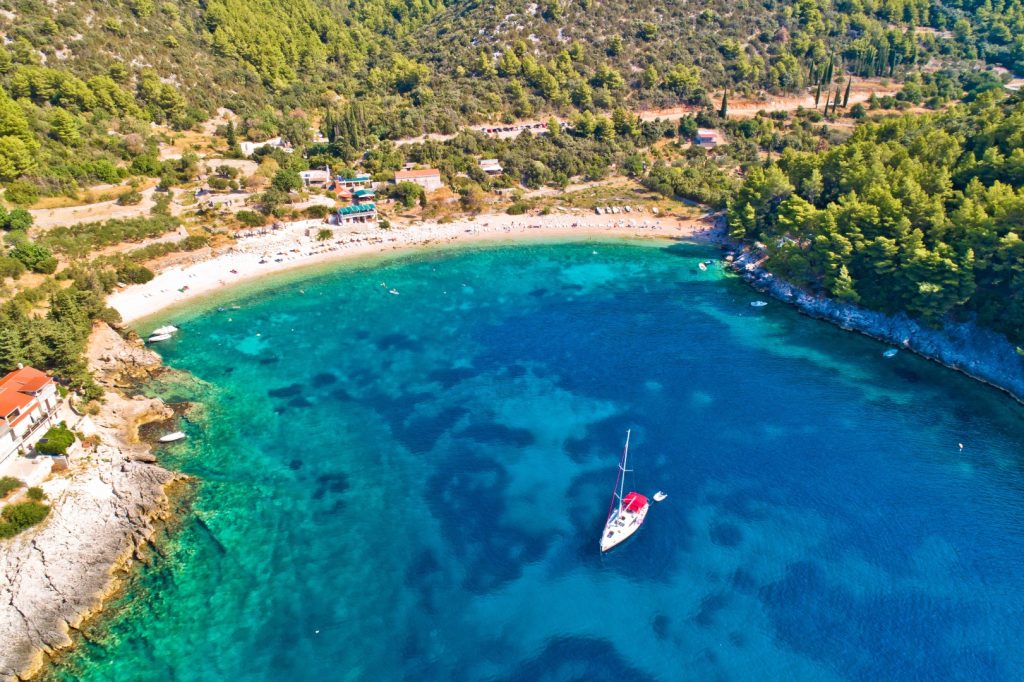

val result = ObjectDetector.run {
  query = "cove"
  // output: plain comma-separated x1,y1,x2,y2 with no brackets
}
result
50,240,1024,680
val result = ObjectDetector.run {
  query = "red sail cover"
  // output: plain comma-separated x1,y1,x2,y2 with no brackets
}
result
624,492,647,512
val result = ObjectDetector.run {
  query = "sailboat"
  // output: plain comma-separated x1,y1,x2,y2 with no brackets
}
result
600,430,650,552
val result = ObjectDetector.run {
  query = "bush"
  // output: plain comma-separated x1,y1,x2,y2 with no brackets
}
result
180,235,209,250
0,476,22,499
116,189,144,205
305,204,331,219
506,201,528,215
236,210,265,227
391,181,425,208
10,241,58,274
0,256,26,279
5,180,40,206
116,263,155,284
26,487,44,501
36,424,75,455
0,501,50,538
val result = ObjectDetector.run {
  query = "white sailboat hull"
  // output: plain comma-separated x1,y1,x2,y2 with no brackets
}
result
600,502,649,552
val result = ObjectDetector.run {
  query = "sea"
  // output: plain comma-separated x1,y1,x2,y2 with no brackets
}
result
49,239,1024,681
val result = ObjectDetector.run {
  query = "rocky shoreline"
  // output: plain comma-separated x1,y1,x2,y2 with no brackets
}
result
0,323,186,681
727,247,1024,404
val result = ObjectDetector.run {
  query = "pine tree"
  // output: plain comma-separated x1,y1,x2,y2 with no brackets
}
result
226,121,237,148
831,265,860,302
0,325,25,371
719,90,729,118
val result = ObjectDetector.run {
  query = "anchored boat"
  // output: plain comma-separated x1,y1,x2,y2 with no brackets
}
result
600,430,649,552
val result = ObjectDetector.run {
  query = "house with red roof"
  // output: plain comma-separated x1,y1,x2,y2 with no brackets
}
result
0,366,60,465
394,168,443,192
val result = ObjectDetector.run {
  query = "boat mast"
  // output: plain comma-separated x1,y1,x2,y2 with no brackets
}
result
618,429,631,515
606,429,631,522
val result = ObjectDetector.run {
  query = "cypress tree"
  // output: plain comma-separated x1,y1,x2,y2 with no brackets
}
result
815,81,823,108
832,87,841,115
842,78,852,107
824,53,834,86
226,121,237,148
719,90,728,118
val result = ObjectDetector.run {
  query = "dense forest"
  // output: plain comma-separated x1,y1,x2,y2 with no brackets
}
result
729,91,1024,343
0,0,1019,197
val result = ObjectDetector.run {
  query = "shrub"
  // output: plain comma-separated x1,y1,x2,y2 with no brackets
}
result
236,210,265,227
180,235,209,250
36,424,75,455
10,241,58,274
0,256,26,279
0,476,22,499
506,201,528,215
5,181,39,205
116,189,144,205
26,487,44,501
0,501,50,538
305,204,331,219
116,263,155,284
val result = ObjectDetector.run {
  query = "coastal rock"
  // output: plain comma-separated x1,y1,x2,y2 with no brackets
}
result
0,326,182,681
87,322,164,387
728,248,1024,402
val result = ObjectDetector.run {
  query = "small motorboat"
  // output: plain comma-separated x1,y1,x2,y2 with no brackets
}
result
147,333,173,343
883,348,899,358
698,262,708,271
750,300,768,308
389,289,400,295
158,431,186,443
653,491,668,502
151,325,178,336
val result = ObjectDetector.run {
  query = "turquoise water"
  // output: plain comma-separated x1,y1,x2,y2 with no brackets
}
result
53,240,1024,681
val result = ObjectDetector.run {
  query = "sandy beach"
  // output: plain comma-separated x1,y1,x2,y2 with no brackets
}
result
110,210,719,324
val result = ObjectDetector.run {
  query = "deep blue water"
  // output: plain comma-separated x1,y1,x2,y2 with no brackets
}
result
52,240,1024,680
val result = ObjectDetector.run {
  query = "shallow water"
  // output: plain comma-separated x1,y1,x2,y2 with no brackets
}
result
52,240,1024,681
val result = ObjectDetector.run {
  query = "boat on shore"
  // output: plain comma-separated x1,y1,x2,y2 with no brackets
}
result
600,430,649,552
147,333,173,343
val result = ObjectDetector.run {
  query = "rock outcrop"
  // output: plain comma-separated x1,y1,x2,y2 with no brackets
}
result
0,323,183,681
728,248,1024,403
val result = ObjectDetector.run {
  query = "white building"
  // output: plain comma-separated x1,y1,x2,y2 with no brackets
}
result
394,168,444,192
695,128,725,149
0,367,60,466
240,137,294,156
479,159,503,175
300,169,331,188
